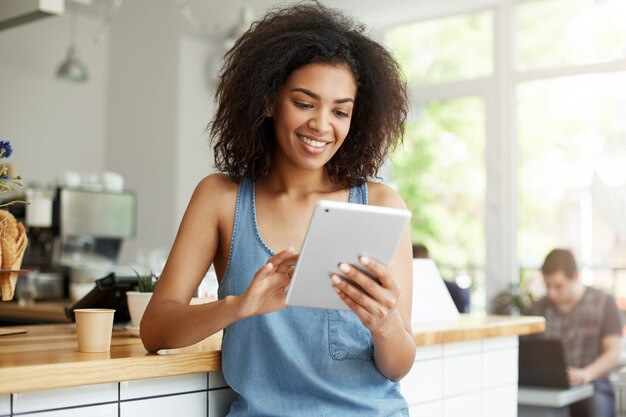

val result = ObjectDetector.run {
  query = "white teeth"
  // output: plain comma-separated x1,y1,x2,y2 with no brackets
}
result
298,135,326,148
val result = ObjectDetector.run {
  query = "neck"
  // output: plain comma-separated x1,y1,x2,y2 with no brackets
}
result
263,154,337,196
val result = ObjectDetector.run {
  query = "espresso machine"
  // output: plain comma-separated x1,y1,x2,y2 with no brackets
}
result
10,186,136,300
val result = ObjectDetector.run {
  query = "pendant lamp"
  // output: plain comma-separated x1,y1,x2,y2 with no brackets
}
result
56,9,89,83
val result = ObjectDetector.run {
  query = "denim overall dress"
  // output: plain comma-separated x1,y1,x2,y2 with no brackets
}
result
218,178,409,417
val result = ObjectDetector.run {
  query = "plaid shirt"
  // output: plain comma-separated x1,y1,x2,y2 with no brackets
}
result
529,287,622,370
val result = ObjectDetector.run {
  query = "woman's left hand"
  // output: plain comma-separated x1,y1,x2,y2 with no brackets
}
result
331,256,401,336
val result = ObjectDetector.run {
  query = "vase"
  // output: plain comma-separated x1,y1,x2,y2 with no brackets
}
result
126,291,153,328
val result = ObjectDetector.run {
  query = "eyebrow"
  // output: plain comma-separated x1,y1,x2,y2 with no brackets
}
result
290,88,354,104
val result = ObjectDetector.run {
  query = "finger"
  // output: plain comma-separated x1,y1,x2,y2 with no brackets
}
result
275,255,299,273
268,247,297,264
339,263,387,301
358,256,396,289
251,262,275,286
269,250,299,269
331,274,382,316
333,284,373,322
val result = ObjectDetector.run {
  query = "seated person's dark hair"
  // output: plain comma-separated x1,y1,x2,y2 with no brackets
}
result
412,243,429,259
541,248,577,278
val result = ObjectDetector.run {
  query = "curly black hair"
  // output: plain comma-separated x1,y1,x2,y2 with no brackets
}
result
210,1,408,187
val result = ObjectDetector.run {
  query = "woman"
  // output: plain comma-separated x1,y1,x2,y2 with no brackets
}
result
141,3,415,416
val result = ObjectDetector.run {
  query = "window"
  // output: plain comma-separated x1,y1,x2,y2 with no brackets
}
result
393,97,486,266
387,10,493,84
516,0,626,71
388,11,492,310
387,0,626,312
517,72,626,301
515,0,626,304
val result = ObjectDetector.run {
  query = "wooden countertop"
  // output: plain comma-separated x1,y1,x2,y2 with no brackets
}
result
0,314,544,394
0,324,222,394
412,314,545,346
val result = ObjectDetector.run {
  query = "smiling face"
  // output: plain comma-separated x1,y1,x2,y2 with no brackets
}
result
268,62,357,172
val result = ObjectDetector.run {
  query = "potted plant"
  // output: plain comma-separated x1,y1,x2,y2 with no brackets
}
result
126,269,158,329
489,284,535,316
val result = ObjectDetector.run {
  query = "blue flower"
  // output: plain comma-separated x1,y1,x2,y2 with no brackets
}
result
0,174,9,180
0,141,12,159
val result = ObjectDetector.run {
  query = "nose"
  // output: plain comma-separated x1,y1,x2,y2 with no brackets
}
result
547,288,557,300
307,110,330,133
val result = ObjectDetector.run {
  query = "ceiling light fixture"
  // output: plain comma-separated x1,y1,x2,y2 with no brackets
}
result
56,8,89,83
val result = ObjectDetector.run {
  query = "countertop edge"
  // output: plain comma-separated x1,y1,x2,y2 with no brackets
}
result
412,315,546,346
0,351,222,394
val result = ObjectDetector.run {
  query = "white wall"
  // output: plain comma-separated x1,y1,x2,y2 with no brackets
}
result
175,35,216,227
105,0,180,263
0,12,108,184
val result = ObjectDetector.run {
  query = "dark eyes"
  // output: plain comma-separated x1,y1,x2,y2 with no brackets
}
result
293,101,313,110
292,101,350,119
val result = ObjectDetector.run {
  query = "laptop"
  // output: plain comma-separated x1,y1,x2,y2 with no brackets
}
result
518,338,570,388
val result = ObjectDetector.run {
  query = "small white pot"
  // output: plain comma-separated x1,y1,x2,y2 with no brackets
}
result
126,291,153,327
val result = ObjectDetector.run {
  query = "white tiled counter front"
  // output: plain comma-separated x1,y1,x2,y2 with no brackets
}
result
401,336,519,417
0,394,10,417
1,373,235,417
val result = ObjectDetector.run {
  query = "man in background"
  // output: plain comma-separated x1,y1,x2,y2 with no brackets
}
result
529,248,623,417
412,243,470,313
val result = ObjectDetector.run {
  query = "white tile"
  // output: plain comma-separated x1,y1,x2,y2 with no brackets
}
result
483,384,517,417
209,389,239,417
483,348,518,389
443,340,482,357
401,359,443,405
209,371,229,389
19,403,117,417
409,400,443,417
443,353,482,397
120,373,207,400
0,394,9,416
443,391,482,417
121,392,207,417
12,383,117,413
483,336,518,351
414,345,443,362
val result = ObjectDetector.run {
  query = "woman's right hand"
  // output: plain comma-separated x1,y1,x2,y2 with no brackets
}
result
236,248,299,318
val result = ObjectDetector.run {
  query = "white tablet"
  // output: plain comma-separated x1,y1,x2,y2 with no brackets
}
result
285,200,411,310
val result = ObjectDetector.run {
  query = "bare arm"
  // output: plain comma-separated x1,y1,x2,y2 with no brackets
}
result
140,175,297,352
568,335,621,385
332,184,415,381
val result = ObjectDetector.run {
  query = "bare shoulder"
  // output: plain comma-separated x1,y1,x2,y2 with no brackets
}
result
367,181,408,210
196,173,238,197
191,173,238,217
187,173,238,222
